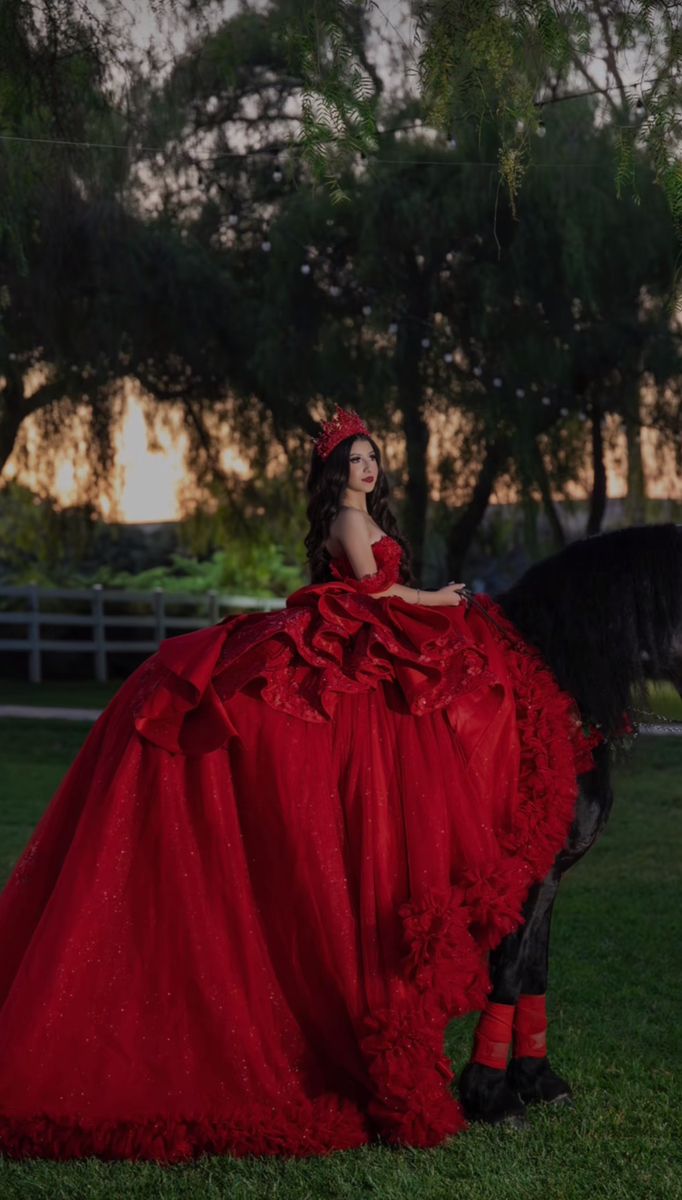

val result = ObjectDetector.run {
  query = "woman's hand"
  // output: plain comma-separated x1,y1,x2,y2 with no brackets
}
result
431,582,467,607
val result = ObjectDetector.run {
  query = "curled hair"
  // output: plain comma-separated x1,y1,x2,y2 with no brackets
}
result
304,434,414,584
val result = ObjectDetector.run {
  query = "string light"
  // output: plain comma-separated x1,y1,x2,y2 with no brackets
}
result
1,69,677,172
240,230,582,416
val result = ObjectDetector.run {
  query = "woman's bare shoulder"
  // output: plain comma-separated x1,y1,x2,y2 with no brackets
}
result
327,507,373,557
330,507,369,535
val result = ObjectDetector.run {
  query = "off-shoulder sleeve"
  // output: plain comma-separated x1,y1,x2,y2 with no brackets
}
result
329,553,401,595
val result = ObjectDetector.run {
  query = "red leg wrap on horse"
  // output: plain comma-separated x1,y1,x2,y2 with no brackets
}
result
513,993,548,1058
471,1001,514,1070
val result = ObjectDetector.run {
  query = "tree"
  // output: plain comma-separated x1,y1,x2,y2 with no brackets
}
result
2,0,679,580
295,1,682,244
0,1,257,504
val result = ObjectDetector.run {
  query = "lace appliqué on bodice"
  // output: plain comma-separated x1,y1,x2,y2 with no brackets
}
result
328,533,403,594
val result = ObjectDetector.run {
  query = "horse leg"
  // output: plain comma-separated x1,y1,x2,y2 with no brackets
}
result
505,874,572,1106
507,770,615,1106
457,877,556,1127
459,752,614,1125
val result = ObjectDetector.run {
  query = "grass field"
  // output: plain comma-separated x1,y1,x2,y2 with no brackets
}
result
0,720,680,1200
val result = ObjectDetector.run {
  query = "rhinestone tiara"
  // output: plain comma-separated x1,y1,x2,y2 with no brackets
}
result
313,404,371,461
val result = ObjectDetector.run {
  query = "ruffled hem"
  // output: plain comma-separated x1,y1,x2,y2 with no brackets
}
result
347,596,603,1144
0,1096,371,1162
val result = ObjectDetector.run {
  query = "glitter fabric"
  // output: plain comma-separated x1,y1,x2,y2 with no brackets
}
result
313,405,371,460
0,535,601,1161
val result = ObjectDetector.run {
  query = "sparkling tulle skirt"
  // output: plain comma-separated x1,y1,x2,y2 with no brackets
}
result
0,586,598,1160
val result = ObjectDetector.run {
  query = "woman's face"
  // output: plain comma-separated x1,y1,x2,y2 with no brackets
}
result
346,438,378,495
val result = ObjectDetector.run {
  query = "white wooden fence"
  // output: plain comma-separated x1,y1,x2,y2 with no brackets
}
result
0,585,285,683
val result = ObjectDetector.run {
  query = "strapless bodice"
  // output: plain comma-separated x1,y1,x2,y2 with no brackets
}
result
328,533,403,589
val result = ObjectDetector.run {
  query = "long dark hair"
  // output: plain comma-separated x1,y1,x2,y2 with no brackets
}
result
495,523,682,739
305,434,414,584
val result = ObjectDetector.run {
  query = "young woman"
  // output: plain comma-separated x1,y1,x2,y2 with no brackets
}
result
0,406,598,1162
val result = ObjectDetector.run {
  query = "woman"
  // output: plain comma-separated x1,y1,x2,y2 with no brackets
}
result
0,406,598,1162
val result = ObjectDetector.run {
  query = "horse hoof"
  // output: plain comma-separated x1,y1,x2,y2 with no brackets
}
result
489,1109,528,1131
507,1057,573,1107
545,1090,573,1108
459,1062,528,1127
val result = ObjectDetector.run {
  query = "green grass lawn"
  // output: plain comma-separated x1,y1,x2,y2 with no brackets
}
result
0,722,680,1200
0,678,122,709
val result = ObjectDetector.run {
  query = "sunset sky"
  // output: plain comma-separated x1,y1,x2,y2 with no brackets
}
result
2,380,679,524
2,5,676,523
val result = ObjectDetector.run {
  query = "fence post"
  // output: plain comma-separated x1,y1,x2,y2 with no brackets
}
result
207,589,218,626
28,585,41,683
92,584,107,682
153,588,166,645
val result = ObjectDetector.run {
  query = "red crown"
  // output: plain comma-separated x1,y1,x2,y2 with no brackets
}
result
313,405,371,460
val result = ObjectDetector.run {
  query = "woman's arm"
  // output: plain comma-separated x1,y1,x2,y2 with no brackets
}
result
332,509,465,607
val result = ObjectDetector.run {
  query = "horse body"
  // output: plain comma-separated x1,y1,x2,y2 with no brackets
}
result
459,523,682,1125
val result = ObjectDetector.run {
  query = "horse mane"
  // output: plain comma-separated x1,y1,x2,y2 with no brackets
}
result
494,523,682,738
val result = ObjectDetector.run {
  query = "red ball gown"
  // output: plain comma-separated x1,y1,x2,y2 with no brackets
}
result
0,535,599,1161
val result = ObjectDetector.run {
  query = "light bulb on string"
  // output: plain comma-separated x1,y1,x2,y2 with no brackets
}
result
493,377,503,388
300,263,311,275
362,304,372,316
443,352,453,363
536,120,547,138
515,387,525,398
473,366,483,377
541,396,551,405
261,240,272,252
421,337,431,348
388,322,398,334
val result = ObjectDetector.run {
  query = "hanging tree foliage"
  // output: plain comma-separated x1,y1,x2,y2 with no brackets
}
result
291,1,682,237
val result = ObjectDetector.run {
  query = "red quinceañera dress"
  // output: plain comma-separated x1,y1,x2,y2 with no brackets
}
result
0,535,599,1161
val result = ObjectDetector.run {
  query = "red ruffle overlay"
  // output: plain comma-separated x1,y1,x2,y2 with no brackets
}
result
0,536,602,1161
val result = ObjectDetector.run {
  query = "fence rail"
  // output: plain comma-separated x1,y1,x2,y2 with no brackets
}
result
0,585,285,683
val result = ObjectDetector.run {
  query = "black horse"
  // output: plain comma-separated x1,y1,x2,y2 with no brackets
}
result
458,522,682,1125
